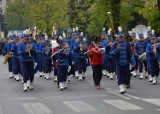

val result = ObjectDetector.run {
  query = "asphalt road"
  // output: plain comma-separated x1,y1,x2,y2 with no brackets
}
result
0,56,160,114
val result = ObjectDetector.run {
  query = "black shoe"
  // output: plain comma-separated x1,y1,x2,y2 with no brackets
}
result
82,77,85,80
39,75,43,77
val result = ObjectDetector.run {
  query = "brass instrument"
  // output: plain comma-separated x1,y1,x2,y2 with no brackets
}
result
3,52,13,64
45,47,50,55
79,42,83,52
26,43,32,57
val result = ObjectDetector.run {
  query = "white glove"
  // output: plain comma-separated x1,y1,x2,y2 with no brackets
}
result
34,63,37,69
68,66,71,72
86,59,88,64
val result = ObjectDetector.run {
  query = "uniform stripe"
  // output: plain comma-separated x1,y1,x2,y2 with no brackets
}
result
103,100,143,110
143,99,160,106
22,102,53,114
63,101,97,112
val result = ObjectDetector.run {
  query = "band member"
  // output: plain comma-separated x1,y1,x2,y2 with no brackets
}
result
71,28,79,78
73,32,88,80
10,36,21,81
130,32,138,77
101,28,108,76
146,32,159,85
18,35,37,92
36,35,45,77
146,28,152,81
56,40,71,90
135,33,148,79
42,42,52,80
3,36,14,78
52,33,59,82
105,29,114,79
111,30,136,94
88,37,104,89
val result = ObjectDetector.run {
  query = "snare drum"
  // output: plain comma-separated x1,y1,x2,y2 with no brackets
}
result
139,52,146,62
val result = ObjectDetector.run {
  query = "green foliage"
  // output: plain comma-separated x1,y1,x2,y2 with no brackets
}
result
4,0,160,36
136,0,160,33
5,0,69,34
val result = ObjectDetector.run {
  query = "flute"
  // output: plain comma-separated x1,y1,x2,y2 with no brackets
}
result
84,47,98,54
51,47,66,57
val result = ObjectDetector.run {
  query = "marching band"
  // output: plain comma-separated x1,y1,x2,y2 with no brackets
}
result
2,25,160,94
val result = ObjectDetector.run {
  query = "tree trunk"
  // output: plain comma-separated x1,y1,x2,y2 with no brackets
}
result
158,0,160,10
111,0,121,33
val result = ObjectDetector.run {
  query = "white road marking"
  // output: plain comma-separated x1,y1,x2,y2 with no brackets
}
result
156,109,160,111
22,102,53,114
143,99,160,107
44,96,74,100
6,97,36,101
114,90,141,99
103,100,143,110
80,95,108,98
44,94,108,100
0,105,3,114
106,89,131,100
63,101,97,112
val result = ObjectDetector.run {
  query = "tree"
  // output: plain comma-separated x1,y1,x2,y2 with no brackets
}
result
5,0,69,34
68,0,91,32
136,0,160,33
4,0,26,30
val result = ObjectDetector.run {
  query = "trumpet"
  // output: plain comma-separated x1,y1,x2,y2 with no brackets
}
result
26,43,32,57
79,42,83,52
45,47,50,55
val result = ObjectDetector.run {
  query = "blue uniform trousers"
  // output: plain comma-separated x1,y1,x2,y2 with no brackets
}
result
78,58,86,74
8,58,13,72
44,58,52,73
116,64,129,85
13,57,20,75
149,58,159,77
21,60,34,83
57,65,68,83
139,60,147,73
106,58,114,73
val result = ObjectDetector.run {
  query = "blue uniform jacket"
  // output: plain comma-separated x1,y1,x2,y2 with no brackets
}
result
146,43,158,61
111,41,136,65
135,40,148,55
73,41,87,59
18,42,37,62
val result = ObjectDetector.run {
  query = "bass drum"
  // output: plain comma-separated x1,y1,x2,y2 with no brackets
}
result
134,25,148,40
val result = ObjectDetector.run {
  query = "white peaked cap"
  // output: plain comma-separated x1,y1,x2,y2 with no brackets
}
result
152,30,155,35
147,26,151,31
118,26,122,32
